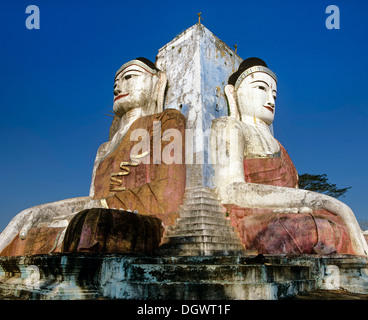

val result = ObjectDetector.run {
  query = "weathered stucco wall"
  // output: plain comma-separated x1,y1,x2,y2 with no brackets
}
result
1,254,368,300
156,24,242,188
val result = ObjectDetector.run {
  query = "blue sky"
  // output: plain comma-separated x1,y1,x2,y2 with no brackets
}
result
0,0,367,232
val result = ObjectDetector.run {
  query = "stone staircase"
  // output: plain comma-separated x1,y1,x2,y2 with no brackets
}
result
159,187,246,256
99,255,316,300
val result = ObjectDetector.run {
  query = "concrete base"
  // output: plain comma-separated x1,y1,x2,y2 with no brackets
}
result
1,253,367,300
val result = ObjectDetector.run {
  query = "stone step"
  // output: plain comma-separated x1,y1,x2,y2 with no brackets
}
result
184,186,218,194
0,283,100,300
166,222,237,237
127,263,312,283
177,209,226,218
173,216,232,227
158,241,245,255
184,188,219,197
182,197,221,206
161,235,243,245
265,264,312,282
118,255,249,265
170,225,233,236
183,192,219,202
109,279,316,300
43,289,101,300
180,203,223,212
164,227,237,237
128,264,264,283
158,243,245,257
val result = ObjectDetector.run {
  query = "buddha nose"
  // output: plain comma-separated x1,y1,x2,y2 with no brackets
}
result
114,87,121,96
266,91,275,108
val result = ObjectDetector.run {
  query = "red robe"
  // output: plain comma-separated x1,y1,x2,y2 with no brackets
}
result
1,109,186,256
223,142,355,255
93,108,186,227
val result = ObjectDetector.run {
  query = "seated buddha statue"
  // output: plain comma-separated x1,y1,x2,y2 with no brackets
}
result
90,57,186,225
211,57,368,256
0,57,186,256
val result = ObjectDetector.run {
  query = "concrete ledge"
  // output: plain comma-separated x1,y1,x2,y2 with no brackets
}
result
0,253,366,300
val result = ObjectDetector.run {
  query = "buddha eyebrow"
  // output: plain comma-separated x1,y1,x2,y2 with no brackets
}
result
122,69,143,74
120,69,144,76
115,69,144,81
250,80,270,87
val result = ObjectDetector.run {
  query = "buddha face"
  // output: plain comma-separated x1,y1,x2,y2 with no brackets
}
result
113,63,159,115
236,72,277,125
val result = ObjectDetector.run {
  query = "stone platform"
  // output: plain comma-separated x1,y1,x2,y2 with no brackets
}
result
1,253,368,300
1,187,368,300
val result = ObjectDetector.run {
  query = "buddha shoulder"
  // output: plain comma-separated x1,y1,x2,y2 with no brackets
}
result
211,116,245,133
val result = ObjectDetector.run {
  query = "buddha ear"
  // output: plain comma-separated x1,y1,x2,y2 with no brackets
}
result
108,114,121,141
156,71,167,113
224,84,240,121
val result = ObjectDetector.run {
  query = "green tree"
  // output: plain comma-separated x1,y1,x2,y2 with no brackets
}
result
358,219,368,231
298,173,351,199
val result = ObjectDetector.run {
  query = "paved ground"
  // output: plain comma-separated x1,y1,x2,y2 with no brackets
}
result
0,290,368,300
291,289,368,300
1,289,368,300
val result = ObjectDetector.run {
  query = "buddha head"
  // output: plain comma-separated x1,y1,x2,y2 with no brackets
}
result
225,57,277,126
113,57,167,116
109,57,167,139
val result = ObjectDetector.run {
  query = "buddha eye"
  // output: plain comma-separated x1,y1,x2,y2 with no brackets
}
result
124,75,132,80
257,85,266,91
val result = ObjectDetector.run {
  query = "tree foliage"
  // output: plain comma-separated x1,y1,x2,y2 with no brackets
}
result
359,219,368,231
298,173,351,199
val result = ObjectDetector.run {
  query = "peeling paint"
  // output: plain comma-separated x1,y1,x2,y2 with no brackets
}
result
157,24,241,188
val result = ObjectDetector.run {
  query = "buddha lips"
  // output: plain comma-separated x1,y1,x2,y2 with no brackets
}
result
114,93,130,102
263,105,274,113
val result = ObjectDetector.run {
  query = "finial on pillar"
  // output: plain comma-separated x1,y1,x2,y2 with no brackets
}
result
197,12,203,24
233,44,238,54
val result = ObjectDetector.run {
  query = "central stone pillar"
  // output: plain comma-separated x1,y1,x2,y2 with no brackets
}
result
156,23,242,188
156,24,244,255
